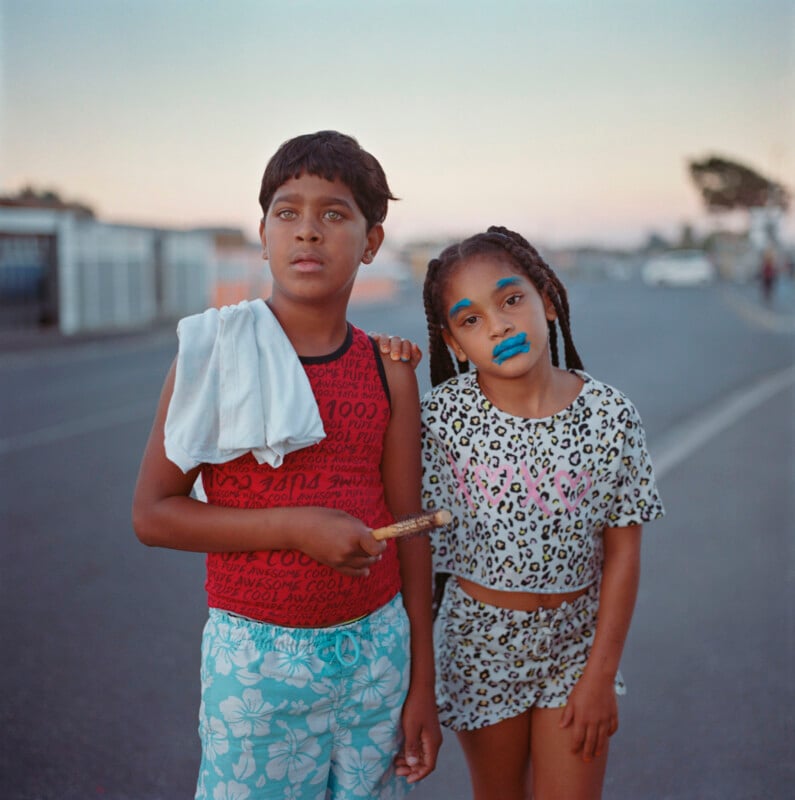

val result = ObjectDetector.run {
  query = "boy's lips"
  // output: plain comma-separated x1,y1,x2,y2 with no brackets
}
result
291,253,324,272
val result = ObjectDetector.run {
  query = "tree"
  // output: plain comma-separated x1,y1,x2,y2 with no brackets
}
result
688,155,789,213
0,186,95,217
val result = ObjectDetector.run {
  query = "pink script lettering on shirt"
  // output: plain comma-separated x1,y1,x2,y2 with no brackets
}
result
447,456,592,516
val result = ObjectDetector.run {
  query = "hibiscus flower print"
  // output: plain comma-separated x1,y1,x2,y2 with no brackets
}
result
211,780,250,800
210,622,259,676
266,721,321,784
335,746,384,796
368,718,399,753
202,716,229,764
350,657,401,709
219,689,286,738
307,679,360,736
261,634,315,687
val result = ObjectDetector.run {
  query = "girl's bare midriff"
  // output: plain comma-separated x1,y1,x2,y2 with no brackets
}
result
456,576,590,611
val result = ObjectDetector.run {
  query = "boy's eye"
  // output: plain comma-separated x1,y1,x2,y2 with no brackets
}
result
276,209,296,220
324,209,345,221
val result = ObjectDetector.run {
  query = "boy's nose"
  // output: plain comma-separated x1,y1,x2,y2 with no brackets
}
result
296,221,321,242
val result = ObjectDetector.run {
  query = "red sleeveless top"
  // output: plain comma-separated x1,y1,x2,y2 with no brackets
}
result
201,325,401,627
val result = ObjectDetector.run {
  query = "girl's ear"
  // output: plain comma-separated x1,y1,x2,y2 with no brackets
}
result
543,293,557,321
442,328,468,363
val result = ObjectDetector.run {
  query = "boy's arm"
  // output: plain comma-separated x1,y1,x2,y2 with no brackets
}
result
379,356,442,783
131,360,384,576
560,524,642,762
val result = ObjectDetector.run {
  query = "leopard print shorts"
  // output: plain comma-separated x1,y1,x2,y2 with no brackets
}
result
434,578,626,731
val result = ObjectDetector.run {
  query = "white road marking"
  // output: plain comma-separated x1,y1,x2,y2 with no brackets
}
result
651,364,795,479
720,286,795,334
2,366,793,473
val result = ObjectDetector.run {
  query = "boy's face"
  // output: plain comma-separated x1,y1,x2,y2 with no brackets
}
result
260,173,383,305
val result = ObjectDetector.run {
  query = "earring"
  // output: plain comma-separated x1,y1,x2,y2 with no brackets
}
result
364,250,373,262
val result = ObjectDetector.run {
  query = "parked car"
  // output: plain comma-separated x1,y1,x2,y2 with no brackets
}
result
641,250,716,287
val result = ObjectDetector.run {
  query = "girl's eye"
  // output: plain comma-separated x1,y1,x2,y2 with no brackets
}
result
462,315,479,326
505,293,522,307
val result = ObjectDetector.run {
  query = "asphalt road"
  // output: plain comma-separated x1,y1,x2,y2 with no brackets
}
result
1,275,793,799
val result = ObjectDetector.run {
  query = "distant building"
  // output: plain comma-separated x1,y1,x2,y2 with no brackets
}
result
1,196,413,335
0,204,214,334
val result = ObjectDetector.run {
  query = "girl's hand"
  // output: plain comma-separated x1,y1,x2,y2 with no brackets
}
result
559,672,619,763
293,508,386,577
395,683,442,783
370,332,423,368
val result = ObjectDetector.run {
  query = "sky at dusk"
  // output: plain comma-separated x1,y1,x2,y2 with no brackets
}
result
2,0,794,248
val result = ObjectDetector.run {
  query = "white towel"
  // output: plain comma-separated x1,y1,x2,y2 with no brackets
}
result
164,299,325,472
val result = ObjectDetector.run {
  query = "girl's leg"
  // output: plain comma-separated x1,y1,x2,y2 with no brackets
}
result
529,708,608,800
456,711,532,800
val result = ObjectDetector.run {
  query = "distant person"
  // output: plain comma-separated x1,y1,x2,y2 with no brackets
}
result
420,226,665,799
759,247,777,304
133,130,440,799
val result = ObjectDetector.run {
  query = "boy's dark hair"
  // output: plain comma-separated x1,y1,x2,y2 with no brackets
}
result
258,131,398,230
422,225,584,387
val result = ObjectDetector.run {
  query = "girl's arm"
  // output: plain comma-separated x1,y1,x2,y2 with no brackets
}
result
131,360,385,576
560,524,642,762
378,355,442,783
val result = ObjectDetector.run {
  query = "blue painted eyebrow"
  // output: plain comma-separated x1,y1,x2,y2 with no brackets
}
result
449,298,473,318
496,277,520,289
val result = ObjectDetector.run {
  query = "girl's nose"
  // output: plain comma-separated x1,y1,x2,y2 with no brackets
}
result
491,315,514,337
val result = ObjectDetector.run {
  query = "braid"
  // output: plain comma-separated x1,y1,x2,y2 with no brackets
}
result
423,255,466,386
421,226,584,381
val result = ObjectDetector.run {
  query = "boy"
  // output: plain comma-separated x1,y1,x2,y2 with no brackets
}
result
133,131,440,798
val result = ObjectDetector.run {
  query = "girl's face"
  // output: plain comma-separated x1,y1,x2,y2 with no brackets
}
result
441,254,556,379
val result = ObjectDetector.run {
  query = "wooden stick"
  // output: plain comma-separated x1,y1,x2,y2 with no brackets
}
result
371,509,452,541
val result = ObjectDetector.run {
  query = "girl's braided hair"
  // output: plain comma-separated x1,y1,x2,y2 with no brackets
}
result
422,225,584,387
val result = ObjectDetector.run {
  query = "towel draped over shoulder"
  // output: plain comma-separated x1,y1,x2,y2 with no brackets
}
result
164,299,325,472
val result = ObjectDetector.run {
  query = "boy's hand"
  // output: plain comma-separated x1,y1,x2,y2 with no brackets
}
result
370,333,423,368
293,508,386,577
559,672,619,763
395,684,442,783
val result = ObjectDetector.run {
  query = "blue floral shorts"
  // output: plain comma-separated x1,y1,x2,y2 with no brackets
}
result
196,594,412,799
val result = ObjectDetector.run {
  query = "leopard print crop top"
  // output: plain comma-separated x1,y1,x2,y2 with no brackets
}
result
421,370,665,593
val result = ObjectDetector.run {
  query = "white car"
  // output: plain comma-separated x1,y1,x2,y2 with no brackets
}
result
641,250,716,287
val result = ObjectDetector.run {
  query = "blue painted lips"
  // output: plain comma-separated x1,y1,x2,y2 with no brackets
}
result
492,332,530,364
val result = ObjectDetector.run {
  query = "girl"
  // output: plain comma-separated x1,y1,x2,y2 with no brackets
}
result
420,226,664,800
